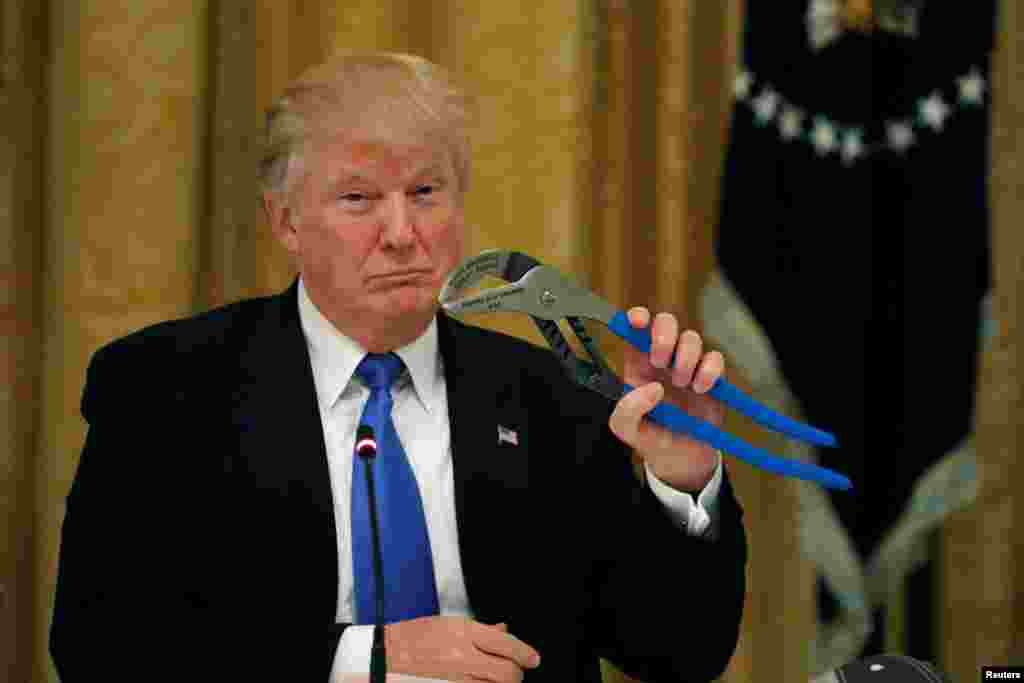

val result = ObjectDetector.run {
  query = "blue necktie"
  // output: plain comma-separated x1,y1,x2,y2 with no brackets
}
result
351,352,440,624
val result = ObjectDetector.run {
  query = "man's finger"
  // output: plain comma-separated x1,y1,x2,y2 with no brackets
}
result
609,382,664,446
671,329,702,388
627,306,650,328
467,653,525,683
472,624,540,670
649,312,679,369
692,350,725,394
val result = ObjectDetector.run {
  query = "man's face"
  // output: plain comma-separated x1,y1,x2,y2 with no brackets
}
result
269,130,465,336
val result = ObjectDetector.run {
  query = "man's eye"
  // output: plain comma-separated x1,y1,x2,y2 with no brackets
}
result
413,184,438,198
340,193,368,203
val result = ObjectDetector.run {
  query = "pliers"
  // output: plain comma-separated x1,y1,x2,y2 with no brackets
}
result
439,249,852,490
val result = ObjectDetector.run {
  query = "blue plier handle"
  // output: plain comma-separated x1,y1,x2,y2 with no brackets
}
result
440,249,852,490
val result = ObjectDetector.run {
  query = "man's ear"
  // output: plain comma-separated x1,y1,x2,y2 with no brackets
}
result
263,191,299,254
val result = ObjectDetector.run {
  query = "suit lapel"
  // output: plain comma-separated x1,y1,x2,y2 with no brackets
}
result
437,312,530,624
229,278,338,626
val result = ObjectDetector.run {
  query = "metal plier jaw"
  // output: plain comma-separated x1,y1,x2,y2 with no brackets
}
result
441,250,620,324
440,249,625,402
440,249,853,491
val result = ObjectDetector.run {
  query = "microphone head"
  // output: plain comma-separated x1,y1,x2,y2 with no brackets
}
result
356,425,377,459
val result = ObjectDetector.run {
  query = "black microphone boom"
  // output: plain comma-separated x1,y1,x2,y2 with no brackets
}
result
356,424,387,683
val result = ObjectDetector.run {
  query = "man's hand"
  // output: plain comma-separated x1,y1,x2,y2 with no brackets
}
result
385,616,540,683
608,307,725,493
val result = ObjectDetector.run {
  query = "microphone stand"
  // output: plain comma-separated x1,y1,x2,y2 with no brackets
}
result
358,426,387,683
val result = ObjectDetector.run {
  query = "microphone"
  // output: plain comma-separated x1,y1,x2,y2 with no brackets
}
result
356,425,387,683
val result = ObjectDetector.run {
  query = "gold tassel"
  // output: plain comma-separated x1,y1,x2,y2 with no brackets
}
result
843,0,875,33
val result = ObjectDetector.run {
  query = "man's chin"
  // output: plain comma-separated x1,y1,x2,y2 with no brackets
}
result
372,288,438,320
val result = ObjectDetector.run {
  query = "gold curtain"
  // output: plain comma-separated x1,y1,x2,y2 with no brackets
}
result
4,2,1019,682
2,1,47,681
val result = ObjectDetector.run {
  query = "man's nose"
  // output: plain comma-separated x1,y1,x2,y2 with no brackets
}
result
380,193,416,248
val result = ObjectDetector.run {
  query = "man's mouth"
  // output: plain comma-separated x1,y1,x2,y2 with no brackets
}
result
367,270,434,288
371,270,431,280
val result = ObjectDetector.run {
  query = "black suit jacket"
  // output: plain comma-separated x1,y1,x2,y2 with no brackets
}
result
50,278,747,682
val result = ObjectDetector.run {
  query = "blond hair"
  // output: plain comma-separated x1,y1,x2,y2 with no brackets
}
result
260,52,475,199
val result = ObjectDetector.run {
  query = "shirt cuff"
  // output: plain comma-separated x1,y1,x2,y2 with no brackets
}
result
644,452,723,538
330,624,375,679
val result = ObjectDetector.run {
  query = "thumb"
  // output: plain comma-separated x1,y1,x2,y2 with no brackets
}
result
609,382,664,446
493,622,508,632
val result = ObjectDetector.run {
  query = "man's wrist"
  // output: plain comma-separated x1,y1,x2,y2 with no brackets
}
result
644,453,723,537
643,448,718,493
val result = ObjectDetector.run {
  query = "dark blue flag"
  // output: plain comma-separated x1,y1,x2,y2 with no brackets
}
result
715,0,994,661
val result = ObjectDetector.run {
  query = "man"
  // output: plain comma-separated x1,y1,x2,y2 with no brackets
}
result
50,53,747,682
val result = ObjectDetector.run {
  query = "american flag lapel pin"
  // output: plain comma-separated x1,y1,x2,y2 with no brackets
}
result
497,424,519,446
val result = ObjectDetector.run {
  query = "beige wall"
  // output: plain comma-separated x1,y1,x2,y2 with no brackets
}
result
3,2,1018,682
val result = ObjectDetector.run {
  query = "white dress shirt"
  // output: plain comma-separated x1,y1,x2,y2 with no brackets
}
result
295,278,723,680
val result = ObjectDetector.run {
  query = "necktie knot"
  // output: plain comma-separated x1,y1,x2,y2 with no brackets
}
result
355,352,405,391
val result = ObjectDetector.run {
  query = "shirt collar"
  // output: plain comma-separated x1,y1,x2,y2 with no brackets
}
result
297,276,443,416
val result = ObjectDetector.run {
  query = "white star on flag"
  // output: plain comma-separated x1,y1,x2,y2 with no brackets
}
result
779,106,805,141
734,70,753,101
957,68,986,106
887,121,915,154
811,117,837,156
806,0,842,50
841,128,865,165
806,0,840,22
497,425,519,446
807,21,842,51
752,88,780,125
919,92,951,132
